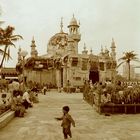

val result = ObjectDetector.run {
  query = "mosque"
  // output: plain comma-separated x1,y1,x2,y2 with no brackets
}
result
16,15,117,88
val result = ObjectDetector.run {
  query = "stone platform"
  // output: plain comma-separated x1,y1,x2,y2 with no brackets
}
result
0,92,140,140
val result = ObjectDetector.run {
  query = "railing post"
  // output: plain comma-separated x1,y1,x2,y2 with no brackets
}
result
98,90,101,114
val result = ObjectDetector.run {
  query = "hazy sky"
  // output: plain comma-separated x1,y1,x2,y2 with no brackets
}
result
0,0,140,72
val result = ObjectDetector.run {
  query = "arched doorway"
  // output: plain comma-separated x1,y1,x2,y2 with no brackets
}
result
89,70,99,84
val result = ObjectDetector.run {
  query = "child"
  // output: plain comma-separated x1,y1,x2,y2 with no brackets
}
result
55,106,75,139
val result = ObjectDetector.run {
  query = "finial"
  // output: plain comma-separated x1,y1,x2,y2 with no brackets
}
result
111,37,116,48
18,46,21,52
90,48,92,54
112,38,114,42
73,14,75,18
32,36,35,43
60,17,63,33
105,46,109,54
112,38,115,44
101,45,103,53
79,20,80,26
84,43,86,50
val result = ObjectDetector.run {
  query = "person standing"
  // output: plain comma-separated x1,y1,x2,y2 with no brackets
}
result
43,86,47,95
66,80,71,93
55,106,75,139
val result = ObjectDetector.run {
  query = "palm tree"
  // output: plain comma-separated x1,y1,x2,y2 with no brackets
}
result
0,26,23,68
117,51,139,81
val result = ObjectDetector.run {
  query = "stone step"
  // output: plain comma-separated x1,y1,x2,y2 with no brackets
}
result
0,110,15,129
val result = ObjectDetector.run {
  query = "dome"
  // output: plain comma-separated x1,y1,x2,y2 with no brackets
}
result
48,32,68,46
68,15,79,27
47,32,68,55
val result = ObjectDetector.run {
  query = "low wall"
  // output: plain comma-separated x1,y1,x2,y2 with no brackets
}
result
83,92,140,114
99,104,140,114
0,110,15,129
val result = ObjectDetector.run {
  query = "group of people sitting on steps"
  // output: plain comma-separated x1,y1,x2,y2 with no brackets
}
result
11,88,39,117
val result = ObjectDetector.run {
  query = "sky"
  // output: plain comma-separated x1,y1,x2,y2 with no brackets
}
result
0,0,140,73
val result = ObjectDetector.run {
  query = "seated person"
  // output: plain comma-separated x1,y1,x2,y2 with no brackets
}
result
12,91,25,117
22,89,33,109
75,87,80,93
1,89,7,104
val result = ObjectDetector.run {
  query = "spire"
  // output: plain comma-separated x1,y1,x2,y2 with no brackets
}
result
84,43,86,51
82,43,88,54
90,48,93,54
105,46,109,55
111,38,116,48
110,38,116,60
73,13,75,18
78,20,80,33
18,46,21,52
32,36,35,44
60,17,63,33
78,20,80,26
30,36,38,57
105,46,108,52
101,45,103,53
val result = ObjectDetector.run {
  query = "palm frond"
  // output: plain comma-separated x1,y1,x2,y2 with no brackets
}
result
119,51,138,62
5,49,12,61
118,56,127,61
8,42,16,47
133,59,140,63
0,48,4,54
117,61,125,68
5,48,11,61
11,35,23,40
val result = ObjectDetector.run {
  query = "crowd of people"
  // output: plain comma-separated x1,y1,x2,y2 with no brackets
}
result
83,80,140,106
11,89,37,117
0,80,39,117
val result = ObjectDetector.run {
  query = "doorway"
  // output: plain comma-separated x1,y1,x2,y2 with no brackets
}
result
61,68,63,87
89,71,99,84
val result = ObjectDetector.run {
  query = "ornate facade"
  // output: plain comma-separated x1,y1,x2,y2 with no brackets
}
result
16,15,117,88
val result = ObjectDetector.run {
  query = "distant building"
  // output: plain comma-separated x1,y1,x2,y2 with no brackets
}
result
122,64,135,80
16,15,117,87
135,73,140,80
0,68,18,80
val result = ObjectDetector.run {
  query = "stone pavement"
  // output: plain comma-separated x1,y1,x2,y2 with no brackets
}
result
0,92,140,140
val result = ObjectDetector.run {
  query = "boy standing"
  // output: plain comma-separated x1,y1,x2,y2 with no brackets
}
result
55,106,75,139
66,80,71,93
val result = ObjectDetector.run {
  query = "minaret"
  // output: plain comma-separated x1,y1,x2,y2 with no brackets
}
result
110,38,116,60
30,37,38,57
82,43,88,54
105,46,109,57
99,45,104,56
60,17,63,33
90,48,93,54
67,14,81,54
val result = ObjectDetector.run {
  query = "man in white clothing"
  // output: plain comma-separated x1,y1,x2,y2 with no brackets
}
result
22,89,32,109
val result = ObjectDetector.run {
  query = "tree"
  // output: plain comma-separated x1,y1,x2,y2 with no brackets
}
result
117,51,139,81
0,26,23,68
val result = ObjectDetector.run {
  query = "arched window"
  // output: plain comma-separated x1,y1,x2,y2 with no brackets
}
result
99,62,104,71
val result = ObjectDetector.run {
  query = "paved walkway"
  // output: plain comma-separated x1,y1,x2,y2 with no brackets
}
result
0,92,140,140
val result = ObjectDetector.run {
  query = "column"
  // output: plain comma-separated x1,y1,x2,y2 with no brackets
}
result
56,69,61,88
63,66,67,87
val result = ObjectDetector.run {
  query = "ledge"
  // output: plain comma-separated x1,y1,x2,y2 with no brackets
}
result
0,110,15,129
